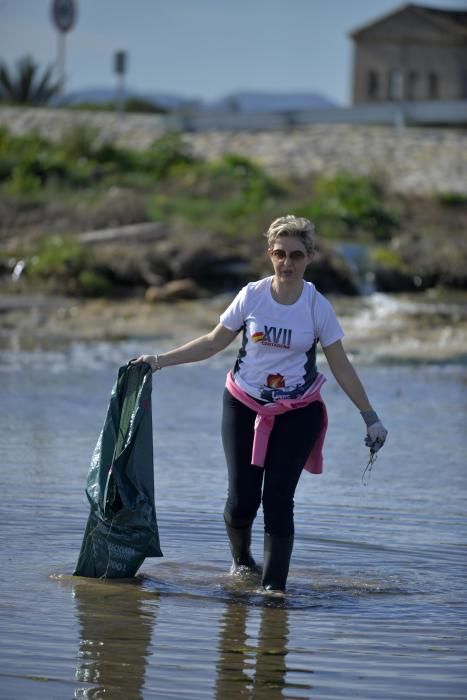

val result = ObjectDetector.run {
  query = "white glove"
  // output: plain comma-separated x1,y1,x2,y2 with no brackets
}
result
364,420,388,453
361,410,388,454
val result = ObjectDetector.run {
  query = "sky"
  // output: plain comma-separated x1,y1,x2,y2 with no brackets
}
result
1,0,467,106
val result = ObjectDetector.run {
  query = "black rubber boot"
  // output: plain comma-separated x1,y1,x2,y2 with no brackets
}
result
225,520,257,572
262,533,294,592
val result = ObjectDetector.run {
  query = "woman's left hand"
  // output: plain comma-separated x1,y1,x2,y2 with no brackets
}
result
132,355,161,372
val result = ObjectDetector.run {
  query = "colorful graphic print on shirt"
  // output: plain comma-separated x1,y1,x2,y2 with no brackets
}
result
251,324,292,349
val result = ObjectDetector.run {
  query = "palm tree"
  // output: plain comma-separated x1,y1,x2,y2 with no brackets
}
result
0,55,61,105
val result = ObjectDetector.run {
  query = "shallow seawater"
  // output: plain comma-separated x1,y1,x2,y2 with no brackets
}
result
0,342,466,699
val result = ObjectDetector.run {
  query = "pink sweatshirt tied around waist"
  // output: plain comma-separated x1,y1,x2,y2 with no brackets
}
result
225,371,328,475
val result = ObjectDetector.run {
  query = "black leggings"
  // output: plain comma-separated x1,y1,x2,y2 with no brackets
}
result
221,388,323,537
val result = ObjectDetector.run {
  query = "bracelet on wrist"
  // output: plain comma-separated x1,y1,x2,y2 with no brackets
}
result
153,354,162,371
361,409,378,427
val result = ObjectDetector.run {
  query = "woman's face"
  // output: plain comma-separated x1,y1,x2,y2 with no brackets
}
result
268,236,314,283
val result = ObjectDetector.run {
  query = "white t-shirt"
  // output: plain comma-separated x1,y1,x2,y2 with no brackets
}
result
220,276,344,401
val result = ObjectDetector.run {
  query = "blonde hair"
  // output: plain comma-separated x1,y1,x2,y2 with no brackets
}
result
265,215,315,253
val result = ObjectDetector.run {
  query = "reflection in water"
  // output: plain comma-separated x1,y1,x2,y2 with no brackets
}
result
72,580,158,699
216,599,301,699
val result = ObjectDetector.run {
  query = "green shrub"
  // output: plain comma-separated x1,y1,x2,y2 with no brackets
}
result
146,152,286,232
5,164,42,194
0,129,50,184
24,235,121,296
138,132,195,178
125,97,167,114
437,192,467,207
60,125,98,160
0,128,95,188
1,130,50,158
93,143,137,174
212,154,284,204
370,246,408,271
297,172,398,240
27,235,88,280
78,269,112,297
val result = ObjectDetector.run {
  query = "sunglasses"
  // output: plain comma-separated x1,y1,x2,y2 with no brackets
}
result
271,249,306,261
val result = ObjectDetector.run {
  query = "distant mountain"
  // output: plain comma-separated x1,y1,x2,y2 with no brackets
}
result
59,87,338,113
205,91,339,112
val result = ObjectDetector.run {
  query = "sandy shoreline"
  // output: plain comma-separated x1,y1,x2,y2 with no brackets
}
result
1,290,466,363
0,293,226,350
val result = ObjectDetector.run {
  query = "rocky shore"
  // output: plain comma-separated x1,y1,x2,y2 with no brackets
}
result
1,289,466,364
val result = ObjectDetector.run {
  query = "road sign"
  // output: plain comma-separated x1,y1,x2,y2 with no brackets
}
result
114,51,127,76
51,0,77,33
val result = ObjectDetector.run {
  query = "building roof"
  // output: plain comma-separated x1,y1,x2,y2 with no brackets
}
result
351,3,467,40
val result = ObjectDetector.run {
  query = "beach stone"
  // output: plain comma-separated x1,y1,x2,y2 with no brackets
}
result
307,249,360,296
145,278,202,302
170,242,254,290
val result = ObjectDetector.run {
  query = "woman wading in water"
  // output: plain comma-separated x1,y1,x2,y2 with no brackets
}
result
134,215,388,592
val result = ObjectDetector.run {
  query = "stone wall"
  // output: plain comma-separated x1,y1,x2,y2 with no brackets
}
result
1,106,466,195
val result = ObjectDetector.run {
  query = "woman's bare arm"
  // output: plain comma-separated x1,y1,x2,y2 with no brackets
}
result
322,340,372,412
134,324,239,371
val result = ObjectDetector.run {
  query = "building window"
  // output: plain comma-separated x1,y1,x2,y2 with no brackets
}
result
428,72,439,99
388,69,403,101
406,71,418,100
366,70,379,99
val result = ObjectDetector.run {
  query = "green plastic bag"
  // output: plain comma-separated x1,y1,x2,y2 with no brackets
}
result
74,362,162,579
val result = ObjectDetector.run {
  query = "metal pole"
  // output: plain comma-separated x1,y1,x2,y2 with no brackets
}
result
117,72,125,114
57,30,66,96
114,51,127,116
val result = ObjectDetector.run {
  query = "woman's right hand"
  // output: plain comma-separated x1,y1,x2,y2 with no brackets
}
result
132,355,162,372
